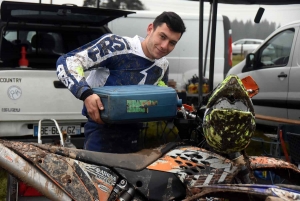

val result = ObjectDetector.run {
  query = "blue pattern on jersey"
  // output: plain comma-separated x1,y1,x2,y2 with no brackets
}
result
56,34,168,99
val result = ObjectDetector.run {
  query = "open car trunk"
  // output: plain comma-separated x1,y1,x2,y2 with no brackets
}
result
0,1,134,145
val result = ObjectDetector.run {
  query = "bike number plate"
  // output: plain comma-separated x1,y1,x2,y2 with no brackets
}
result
33,125,81,136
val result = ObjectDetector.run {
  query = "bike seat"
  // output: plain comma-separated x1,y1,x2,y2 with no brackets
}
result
33,142,180,171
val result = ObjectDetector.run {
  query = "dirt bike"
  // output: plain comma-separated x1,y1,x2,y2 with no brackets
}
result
1,75,300,201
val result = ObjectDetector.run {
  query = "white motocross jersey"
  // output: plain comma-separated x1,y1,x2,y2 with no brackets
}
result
56,34,169,99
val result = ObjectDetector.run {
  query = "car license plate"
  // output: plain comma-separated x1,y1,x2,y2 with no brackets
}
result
33,125,81,136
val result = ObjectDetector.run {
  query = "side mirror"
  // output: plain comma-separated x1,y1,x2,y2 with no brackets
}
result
245,53,256,69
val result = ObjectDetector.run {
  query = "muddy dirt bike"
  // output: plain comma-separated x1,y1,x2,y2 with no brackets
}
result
1,75,300,201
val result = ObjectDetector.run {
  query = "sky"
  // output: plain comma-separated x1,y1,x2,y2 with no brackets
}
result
1,0,300,27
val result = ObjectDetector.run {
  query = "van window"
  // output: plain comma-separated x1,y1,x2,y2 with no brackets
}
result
4,30,65,55
235,41,244,45
259,29,295,68
245,41,254,44
1,28,103,68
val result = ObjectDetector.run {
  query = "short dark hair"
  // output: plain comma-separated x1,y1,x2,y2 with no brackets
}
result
153,11,186,37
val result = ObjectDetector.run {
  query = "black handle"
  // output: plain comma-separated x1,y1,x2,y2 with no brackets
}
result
278,74,287,78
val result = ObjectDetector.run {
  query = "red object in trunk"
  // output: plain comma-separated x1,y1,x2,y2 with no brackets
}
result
19,46,29,67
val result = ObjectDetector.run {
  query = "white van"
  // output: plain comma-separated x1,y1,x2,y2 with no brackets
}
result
227,20,300,126
108,11,232,90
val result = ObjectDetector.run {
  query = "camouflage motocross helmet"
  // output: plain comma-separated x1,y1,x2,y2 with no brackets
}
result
203,75,256,154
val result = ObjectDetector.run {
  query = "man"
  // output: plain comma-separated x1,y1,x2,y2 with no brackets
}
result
56,11,186,153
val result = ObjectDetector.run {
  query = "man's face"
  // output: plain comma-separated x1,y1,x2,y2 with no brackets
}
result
144,23,181,60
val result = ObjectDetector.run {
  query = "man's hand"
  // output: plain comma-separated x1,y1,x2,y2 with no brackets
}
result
84,94,104,124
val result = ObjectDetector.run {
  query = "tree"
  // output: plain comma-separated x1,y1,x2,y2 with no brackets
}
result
122,0,145,10
83,0,145,10
83,0,97,7
231,18,277,42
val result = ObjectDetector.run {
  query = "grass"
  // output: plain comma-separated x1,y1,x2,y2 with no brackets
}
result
232,54,245,66
246,129,274,156
0,168,7,201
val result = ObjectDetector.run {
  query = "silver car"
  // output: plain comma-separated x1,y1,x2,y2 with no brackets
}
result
232,38,264,55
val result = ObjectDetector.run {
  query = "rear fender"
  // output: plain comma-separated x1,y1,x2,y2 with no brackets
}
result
249,156,300,185
186,184,300,201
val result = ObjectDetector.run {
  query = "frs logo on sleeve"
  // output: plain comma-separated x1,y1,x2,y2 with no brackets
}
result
57,64,74,89
87,35,131,62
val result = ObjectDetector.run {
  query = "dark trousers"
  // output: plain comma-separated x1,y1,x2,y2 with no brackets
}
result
84,119,141,153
